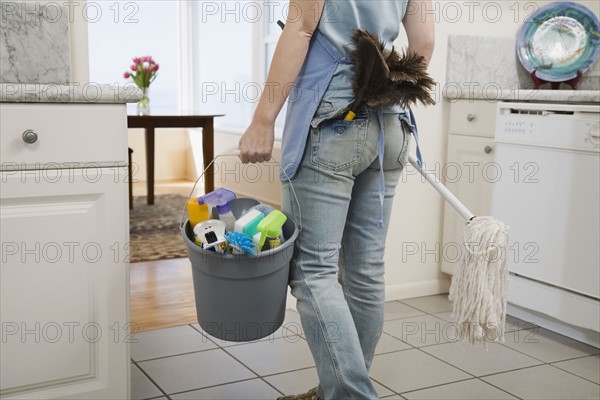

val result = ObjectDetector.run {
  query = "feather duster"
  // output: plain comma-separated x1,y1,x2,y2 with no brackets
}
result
350,29,436,109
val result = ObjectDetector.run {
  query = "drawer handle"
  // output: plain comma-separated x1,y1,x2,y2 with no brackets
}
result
22,129,38,144
484,145,493,154
466,113,476,122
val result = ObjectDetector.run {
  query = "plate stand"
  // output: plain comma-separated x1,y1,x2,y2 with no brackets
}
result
531,70,583,90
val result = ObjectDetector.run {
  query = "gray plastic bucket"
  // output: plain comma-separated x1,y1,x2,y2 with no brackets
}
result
181,212,299,342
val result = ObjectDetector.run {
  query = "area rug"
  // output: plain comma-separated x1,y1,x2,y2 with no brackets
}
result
129,194,189,263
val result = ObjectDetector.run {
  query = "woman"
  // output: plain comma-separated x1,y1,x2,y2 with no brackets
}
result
239,1,434,398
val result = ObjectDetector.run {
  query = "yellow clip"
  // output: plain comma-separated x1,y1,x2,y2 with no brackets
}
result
344,110,356,121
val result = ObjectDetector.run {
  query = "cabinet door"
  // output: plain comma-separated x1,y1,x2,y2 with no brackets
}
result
441,135,495,274
0,167,130,399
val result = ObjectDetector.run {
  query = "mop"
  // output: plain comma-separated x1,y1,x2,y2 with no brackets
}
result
407,155,510,344
347,29,510,344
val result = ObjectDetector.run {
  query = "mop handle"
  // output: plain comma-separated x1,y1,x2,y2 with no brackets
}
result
180,152,303,230
407,154,476,222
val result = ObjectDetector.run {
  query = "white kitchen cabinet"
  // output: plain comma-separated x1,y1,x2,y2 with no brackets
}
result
441,100,497,274
0,103,130,399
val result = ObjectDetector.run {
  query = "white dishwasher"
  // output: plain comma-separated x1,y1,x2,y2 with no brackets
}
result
492,101,600,346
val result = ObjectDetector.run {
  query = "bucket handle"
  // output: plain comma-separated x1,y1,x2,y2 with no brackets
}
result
179,152,303,231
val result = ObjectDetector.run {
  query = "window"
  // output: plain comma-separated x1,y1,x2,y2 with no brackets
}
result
191,1,287,136
263,1,287,134
88,0,287,132
191,1,255,132
263,1,286,77
88,1,180,114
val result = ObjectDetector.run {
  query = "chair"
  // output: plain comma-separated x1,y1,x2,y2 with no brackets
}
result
128,148,134,209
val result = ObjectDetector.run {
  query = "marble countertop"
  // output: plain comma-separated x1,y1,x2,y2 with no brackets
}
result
443,88,600,103
0,83,142,103
444,35,599,104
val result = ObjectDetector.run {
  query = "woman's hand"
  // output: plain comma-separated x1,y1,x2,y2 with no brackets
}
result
238,120,275,163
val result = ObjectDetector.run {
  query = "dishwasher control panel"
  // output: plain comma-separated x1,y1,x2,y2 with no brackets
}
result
502,120,533,135
496,102,600,152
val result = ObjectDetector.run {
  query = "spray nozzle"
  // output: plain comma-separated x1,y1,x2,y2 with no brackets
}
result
257,210,287,248
197,188,237,215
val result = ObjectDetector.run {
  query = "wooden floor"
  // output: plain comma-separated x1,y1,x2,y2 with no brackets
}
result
130,257,198,332
129,180,197,332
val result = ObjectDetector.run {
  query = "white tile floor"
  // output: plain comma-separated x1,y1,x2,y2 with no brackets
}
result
131,294,600,400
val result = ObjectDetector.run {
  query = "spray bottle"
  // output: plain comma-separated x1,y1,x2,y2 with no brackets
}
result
197,188,237,232
257,210,287,251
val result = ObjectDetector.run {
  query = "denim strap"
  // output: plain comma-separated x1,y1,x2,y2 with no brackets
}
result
376,109,386,228
408,108,423,168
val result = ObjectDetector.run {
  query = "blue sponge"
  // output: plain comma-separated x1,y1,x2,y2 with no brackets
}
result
225,231,256,255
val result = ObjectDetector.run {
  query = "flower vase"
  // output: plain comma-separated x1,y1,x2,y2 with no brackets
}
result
137,87,150,115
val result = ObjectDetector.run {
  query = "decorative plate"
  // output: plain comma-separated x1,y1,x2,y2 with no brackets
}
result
517,2,600,82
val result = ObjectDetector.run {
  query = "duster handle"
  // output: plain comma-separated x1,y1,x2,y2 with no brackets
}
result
408,154,476,222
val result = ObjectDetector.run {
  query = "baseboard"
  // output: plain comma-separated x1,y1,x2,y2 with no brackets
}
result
507,303,600,348
385,278,451,301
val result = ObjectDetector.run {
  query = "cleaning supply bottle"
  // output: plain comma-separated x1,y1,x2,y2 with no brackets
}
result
234,209,265,237
197,188,237,232
193,220,227,253
187,198,210,228
257,210,287,251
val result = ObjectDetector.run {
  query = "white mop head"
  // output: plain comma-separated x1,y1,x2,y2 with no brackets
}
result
449,216,510,345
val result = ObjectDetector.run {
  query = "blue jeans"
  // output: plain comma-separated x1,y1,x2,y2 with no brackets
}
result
281,104,411,399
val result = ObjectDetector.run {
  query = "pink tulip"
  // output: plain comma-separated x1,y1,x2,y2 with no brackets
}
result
124,55,158,84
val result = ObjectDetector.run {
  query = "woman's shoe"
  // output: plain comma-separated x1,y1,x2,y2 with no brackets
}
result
277,387,320,400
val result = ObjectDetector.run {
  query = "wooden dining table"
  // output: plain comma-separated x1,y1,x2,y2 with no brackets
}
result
127,113,223,205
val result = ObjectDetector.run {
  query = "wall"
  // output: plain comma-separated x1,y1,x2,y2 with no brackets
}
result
126,129,191,183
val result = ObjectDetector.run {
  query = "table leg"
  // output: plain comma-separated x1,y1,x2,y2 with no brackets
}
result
145,127,155,205
202,120,214,194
